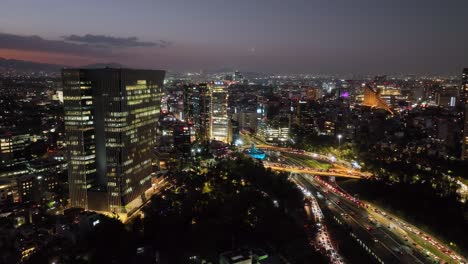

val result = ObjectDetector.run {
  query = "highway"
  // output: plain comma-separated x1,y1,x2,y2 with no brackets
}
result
284,155,442,264
298,173,467,264
296,174,408,263
298,181,345,264
334,183,467,264
240,131,466,263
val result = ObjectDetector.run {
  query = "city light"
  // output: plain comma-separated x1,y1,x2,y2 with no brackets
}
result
0,3,466,263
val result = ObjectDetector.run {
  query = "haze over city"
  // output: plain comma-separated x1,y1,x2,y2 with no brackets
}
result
1,0,468,73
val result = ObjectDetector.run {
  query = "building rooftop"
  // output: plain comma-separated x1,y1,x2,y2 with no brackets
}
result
220,249,252,264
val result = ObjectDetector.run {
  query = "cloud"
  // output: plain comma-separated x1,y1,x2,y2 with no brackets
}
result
63,34,172,48
0,32,172,61
0,32,110,57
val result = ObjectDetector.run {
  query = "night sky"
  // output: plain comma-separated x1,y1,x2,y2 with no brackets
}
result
1,0,467,74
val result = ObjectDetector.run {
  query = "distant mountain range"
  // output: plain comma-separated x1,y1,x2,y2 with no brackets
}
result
81,62,125,69
0,57,65,73
0,58,125,73
0,58,267,77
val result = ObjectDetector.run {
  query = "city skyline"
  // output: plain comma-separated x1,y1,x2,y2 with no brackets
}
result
1,1,468,263
1,0,468,74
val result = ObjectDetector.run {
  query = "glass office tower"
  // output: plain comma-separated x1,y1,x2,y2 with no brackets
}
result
462,68,468,160
209,81,229,142
62,68,164,212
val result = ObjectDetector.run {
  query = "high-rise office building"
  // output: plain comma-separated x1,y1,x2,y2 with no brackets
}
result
199,84,212,141
183,83,211,141
62,68,165,212
462,117,467,158
183,85,198,123
462,68,468,160
461,68,468,101
209,81,229,142
233,70,244,82
173,123,192,155
182,82,228,143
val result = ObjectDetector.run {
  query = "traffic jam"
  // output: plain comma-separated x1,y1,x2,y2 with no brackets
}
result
314,176,466,263
298,184,345,264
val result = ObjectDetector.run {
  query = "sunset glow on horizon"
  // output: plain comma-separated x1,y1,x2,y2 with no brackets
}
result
0,48,102,66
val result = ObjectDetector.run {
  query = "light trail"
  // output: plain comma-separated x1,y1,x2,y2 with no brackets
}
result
264,161,363,179
294,178,345,264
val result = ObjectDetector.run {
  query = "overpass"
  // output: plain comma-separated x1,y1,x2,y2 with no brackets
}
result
241,137,372,178
253,145,366,172
254,144,350,165
263,162,365,179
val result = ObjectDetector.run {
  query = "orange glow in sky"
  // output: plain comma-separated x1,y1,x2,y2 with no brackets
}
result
0,48,102,66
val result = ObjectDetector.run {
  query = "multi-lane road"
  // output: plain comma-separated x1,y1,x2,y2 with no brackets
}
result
279,148,466,263
296,174,410,263
298,181,345,264
240,131,466,263
294,172,466,264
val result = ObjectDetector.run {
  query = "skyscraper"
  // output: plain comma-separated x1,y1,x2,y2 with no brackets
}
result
183,83,211,141
461,68,468,101
233,70,244,82
209,81,229,142
62,68,165,212
462,68,468,160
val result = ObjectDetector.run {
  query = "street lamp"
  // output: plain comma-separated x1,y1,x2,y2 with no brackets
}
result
337,134,342,147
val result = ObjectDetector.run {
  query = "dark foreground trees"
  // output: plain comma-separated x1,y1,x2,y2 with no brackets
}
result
25,155,323,263
140,155,323,263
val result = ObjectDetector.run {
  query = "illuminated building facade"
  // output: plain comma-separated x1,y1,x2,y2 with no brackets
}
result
199,84,212,141
183,85,199,123
462,68,468,160
462,68,468,100
0,131,30,167
362,84,394,114
173,123,192,155
323,120,335,136
435,86,458,108
232,112,258,131
375,85,402,107
257,122,289,144
62,68,165,212
307,87,322,101
209,81,229,142
256,95,268,121
183,83,211,140
463,115,468,159
17,173,59,203
296,101,314,132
